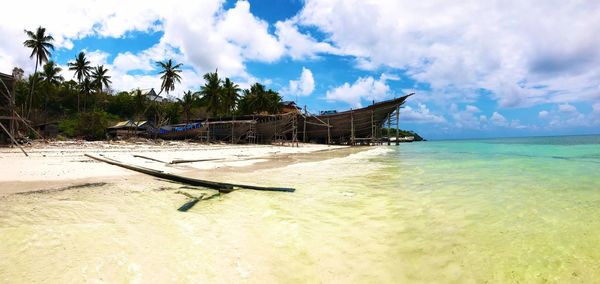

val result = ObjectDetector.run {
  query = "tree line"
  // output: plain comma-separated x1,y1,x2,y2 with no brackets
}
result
15,26,284,139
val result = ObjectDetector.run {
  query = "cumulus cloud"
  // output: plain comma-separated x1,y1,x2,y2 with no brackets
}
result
325,74,398,107
558,103,577,113
490,112,508,127
275,19,341,60
281,67,315,98
399,104,446,124
0,0,291,96
538,110,549,118
296,0,600,108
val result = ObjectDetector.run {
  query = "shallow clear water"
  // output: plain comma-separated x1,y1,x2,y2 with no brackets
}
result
1,135,600,283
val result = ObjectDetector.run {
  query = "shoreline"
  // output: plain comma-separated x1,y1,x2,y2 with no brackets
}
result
0,140,357,196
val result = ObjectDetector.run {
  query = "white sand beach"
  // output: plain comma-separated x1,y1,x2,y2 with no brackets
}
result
0,140,347,196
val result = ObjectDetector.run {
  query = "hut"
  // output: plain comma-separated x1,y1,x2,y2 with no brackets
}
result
107,120,155,138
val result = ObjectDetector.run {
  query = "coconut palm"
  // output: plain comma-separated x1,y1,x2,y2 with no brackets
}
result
40,61,63,87
200,71,222,116
177,90,198,122
23,26,54,118
156,59,183,96
239,83,282,115
91,65,111,93
68,52,92,112
222,78,240,114
79,77,93,111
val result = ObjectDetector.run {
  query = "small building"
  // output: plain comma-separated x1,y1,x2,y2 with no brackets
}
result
34,122,59,139
107,120,155,138
280,101,302,114
144,88,166,103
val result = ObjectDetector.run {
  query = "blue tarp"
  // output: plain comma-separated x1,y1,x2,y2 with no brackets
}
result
159,123,202,134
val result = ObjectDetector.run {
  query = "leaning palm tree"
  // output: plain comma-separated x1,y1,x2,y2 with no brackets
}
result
222,78,240,115
156,59,183,96
200,71,223,116
23,26,54,118
68,52,92,112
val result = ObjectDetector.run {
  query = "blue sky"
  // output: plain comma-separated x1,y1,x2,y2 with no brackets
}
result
1,0,599,139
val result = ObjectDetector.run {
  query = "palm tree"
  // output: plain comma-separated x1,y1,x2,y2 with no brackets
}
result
131,89,145,120
177,90,198,122
40,61,63,87
200,71,222,116
23,26,54,118
90,65,111,110
156,59,183,96
239,83,282,115
79,77,93,111
222,78,240,114
91,65,111,94
68,52,92,112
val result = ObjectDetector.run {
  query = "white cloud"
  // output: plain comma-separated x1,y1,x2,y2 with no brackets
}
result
296,0,600,108
0,0,289,94
281,67,315,98
465,105,480,113
558,103,577,113
538,110,549,118
593,103,600,114
490,112,508,126
274,19,341,60
325,74,394,107
399,104,446,124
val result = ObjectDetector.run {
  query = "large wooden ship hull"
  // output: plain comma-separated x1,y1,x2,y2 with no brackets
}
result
158,123,206,140
301,94,412,143
208,120,256,143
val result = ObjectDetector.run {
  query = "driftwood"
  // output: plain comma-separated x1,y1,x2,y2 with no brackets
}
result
133,154,167,163
85,154,295,193
169,158,222,164
175,190,221,211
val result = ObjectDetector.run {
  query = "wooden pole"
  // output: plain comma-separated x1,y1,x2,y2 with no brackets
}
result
395,105,400,145
387,113,391,145
303,106,307,142
371,109,374,145
0,122,28,157
350,109,355,146
327,118,331,145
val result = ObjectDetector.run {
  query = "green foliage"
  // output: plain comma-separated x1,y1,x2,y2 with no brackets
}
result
238,83,282,115
58,111,118,140
382,128,425,141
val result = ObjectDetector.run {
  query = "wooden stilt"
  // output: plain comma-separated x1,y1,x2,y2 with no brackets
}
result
395,105,400,145
350,109,355,146
387,113,391,145
0,122,28,157
303,106,307,142
327,118,331,145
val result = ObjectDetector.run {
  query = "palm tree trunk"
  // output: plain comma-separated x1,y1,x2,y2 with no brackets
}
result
27,60,39,119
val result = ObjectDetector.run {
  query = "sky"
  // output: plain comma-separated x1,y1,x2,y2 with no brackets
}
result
1,0,599,139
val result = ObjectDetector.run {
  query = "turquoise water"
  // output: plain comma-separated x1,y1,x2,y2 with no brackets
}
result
367,135,600,282
1,135,599,283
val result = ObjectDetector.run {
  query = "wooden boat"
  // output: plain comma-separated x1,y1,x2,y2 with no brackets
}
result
158,122,206,140
207,120,256,143
300,94,412,144
254,113,295,143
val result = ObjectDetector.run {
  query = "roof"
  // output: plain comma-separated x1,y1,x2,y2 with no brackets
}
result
108,120,150,129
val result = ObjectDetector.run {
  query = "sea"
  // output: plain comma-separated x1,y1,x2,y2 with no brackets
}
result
1,135,599,282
